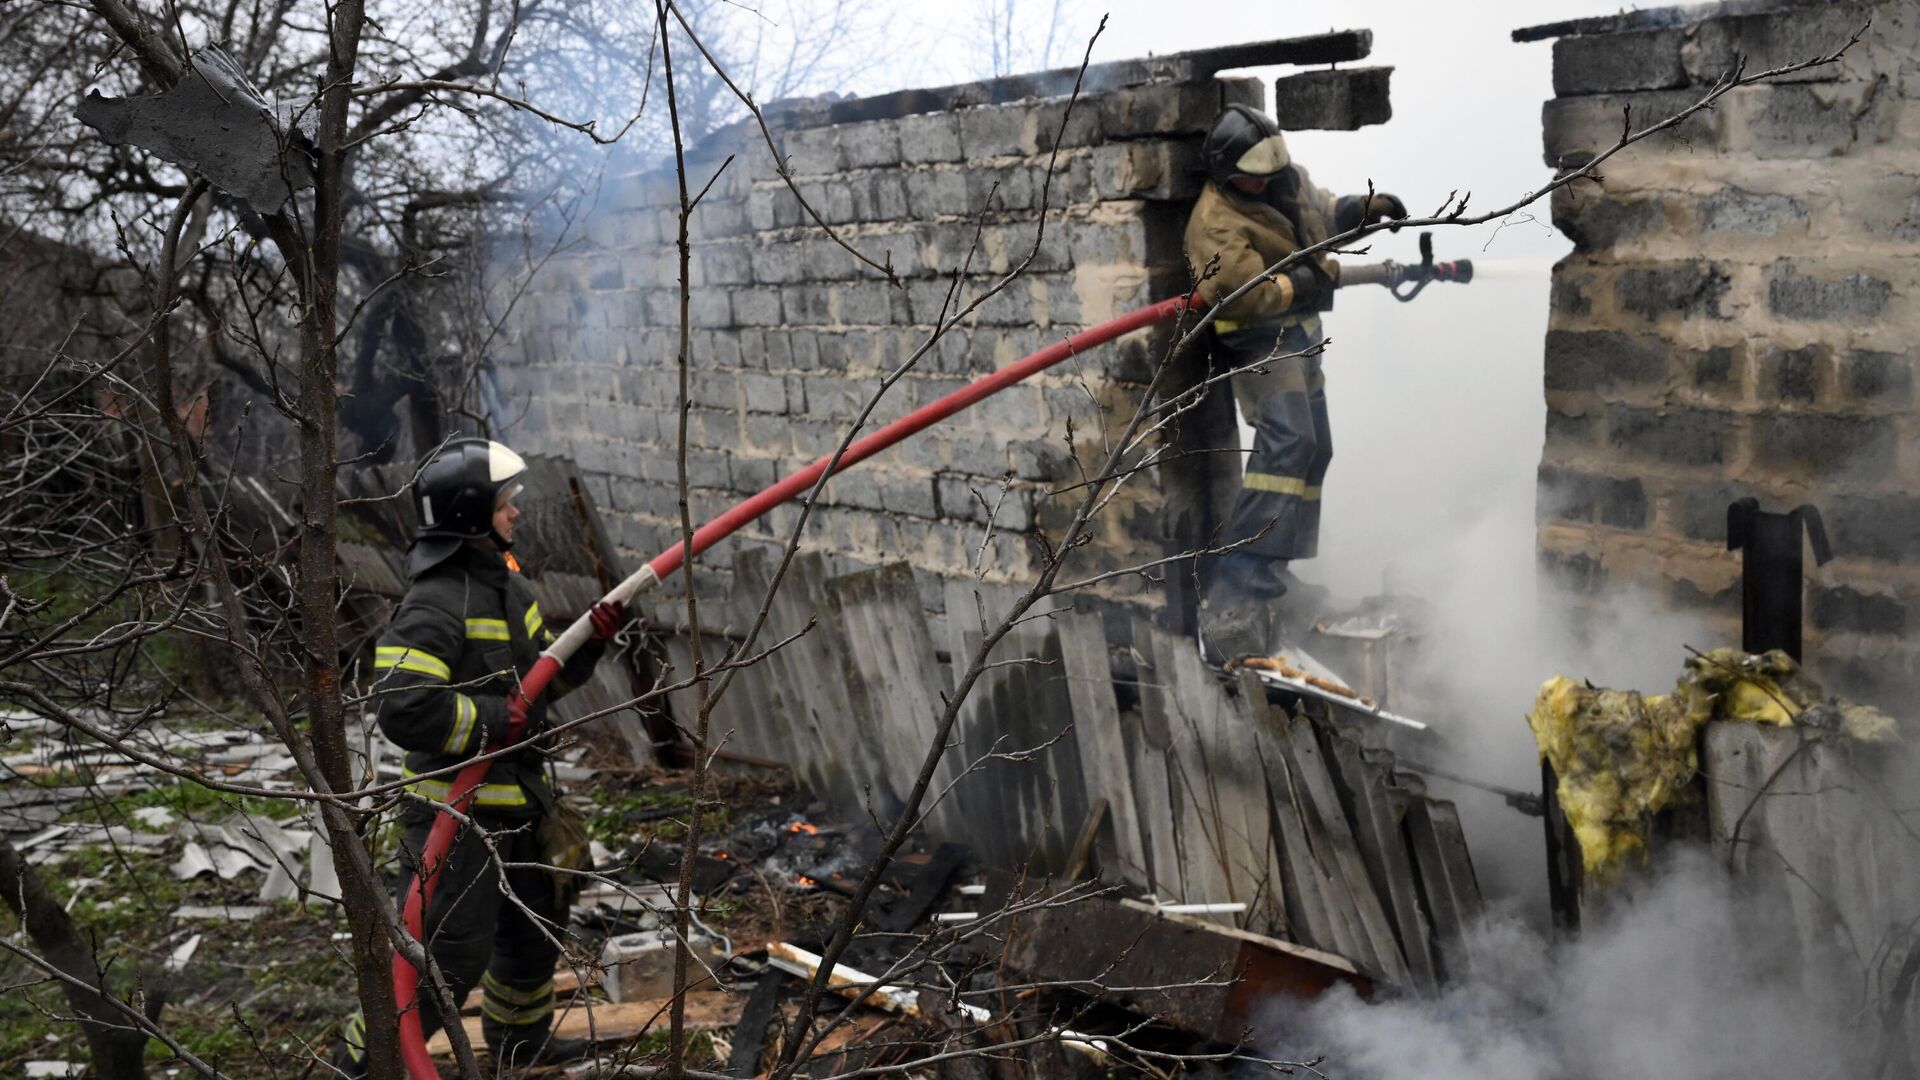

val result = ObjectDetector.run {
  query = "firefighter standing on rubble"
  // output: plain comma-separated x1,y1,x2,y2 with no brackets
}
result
1185,104,1406,660
333,438,625,1075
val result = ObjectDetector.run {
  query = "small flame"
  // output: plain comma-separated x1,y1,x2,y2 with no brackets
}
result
794,875,818,889
713,851,730,860
788,821,820,835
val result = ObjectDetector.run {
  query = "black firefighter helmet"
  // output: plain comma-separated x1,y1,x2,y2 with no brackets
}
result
1200,103,1294,190
406,437,529,577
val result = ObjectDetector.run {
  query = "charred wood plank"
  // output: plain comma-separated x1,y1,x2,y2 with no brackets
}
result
1004,893,1368,1043
726,971,790,1078
761,31,1375,130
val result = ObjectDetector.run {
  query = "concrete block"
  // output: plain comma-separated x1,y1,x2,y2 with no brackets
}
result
1009,437,1076,481
602,930,724,1003
957,103,1029,158
1810,585,1908,636
683,447,733,489
936,473,1032,530
1675,483,1764,543
1698,187,1808,235
838,119,901,169
1026,95,1108,153
906,168,974,217
732,287,782,327
1089,140,1204,201
1752,81,1895,159
779,284,832,325
1539,547,1607,595
699,244,755,286
740,371,788,414
1757,344,1825,403
905,278,961,326
1753,412,1897,481
1552,188,1668,251
1541,89,1727,167
1544,406,1600,450
1857,171,1920,241
688,372,738,412
1841,349,1912,405
971,384,1047,433
1605,404,1728,466
1537,465,1649,529
1097,81,1219,139
779,125,842,174
1271,66,1394,130
729,454,783,491
833,282,896,326
812,330,851,371
1824,493,1920,563
1551,272,1594,316
1767,265,1890,320
1687,344,1746,401
749,240,808,285
1220,75,1265,112
688,200,751,241
966,162,1038,213
896,112,964,163
855,173,911,221
1062,216,1150,265
991,222,1074,273
688,288,733,329
1685,5,1875,87
1614,262,1730,321
1543,329,1670,391
1551,28,1687,96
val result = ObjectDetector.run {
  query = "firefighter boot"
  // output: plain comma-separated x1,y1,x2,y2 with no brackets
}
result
491,1032,595,1070
1200,555,1288,664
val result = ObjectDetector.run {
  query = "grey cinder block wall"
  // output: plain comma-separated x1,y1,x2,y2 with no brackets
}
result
1521,0,1920,699
494,35,1389,637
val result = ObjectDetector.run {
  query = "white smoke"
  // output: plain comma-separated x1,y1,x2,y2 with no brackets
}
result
1264,848,1880,1080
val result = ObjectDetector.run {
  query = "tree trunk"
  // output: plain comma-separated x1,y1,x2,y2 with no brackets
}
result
0,838,151,1079
284,5,404,1078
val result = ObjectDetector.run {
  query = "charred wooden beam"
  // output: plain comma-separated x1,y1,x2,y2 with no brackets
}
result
1004,894,1368,1043
760,31,1375,131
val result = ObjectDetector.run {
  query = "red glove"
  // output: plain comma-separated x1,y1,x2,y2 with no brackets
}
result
505,691,530,739
589,600,627,641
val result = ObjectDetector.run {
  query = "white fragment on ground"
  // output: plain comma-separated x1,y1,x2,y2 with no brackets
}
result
131,806,177,829
164,934,202,972
307,817,341,901
210,843,264,880
175,905,269,922
170,842,216,880
24,1062,81,1078
257,861,299,902
17,825,73,852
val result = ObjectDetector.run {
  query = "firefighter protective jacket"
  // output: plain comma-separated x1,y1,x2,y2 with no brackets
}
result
1183,169,1341,332
372,545,602,816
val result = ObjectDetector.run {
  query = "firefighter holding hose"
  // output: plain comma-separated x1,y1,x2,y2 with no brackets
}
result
1185,104,1407,661
334,438,624,1075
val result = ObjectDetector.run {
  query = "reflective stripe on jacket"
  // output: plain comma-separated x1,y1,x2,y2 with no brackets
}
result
371,545,601,815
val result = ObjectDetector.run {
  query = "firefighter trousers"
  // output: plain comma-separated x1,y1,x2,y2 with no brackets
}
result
334,808,562,1074
1218,323,1331,566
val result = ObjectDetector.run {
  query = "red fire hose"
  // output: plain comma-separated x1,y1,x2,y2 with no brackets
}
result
390,292,1199,1077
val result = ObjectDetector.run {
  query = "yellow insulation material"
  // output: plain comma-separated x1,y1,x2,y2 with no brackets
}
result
1527,648,1895,885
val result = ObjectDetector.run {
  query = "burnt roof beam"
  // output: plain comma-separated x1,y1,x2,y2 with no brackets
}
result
766,29,1373,131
